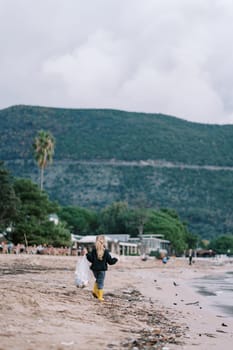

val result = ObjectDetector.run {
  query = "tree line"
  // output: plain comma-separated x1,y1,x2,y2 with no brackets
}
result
0,158,196,255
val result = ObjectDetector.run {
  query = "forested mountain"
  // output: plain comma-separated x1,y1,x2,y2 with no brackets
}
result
1,104,233,239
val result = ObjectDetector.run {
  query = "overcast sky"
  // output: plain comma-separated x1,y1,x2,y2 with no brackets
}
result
1,0,233,124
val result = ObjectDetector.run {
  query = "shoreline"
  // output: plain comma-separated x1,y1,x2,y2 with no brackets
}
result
130,256,233,349
0,254,233,349
190,268,233,318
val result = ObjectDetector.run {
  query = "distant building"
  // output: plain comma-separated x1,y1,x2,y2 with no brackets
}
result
106,234,130,242
196,249,216,257
130,234,170,255
72,233,169,256
76,235,118,254
75,234,139,256
71,234,82,244
48,214,59,225
106,234,138,255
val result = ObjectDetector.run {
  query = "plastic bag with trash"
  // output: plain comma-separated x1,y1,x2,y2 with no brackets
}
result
75,255,91,288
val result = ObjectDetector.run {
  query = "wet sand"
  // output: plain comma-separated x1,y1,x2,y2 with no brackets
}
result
0,254,233,350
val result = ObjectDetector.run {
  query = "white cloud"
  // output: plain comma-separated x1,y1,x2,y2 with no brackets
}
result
1,0,233,124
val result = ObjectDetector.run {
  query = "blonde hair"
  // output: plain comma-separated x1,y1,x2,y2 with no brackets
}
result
96,235,106,260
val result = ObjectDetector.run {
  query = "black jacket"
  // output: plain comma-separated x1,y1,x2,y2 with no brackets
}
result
86,248,118,271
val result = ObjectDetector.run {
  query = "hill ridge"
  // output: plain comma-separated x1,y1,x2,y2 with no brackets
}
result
5,158,233,171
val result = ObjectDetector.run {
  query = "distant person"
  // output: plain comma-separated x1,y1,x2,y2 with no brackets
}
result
188,249,193,265
7,242,14,254
86,235,118,301
141,253,148,261
80,246,87,256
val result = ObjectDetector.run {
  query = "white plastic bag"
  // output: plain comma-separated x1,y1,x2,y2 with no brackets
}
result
74,255,91,288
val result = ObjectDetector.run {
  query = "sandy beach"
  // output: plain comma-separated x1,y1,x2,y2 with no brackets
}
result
0,254,232,350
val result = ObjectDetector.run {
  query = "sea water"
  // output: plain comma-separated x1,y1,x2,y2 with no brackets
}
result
192,270,233,317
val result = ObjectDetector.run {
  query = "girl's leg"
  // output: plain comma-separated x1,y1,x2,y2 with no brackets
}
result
92,271,98,298
94,271,105,301
95,271,105,290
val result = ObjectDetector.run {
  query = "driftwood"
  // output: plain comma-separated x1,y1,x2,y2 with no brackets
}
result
185,301,199,305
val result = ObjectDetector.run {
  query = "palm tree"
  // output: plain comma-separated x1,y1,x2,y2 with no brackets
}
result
33,130,55,190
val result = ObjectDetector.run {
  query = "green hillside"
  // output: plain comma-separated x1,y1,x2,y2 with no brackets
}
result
1,105,233,239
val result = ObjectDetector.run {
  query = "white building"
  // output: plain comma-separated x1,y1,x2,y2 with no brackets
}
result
71,233,170,256
130,234,170,255
76,234,139,256
48,214,59,225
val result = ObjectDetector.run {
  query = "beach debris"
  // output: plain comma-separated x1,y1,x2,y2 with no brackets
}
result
141,254,148,261
203,333,216,338
185,301,199,306
221,322,228,327
216,329,227,333
173,281,179,287
104,288,185,349
61,341,74,346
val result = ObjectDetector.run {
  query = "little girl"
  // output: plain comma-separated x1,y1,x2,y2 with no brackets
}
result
86,235,118,301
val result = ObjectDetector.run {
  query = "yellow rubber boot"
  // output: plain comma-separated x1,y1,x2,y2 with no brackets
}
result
98,289,104,301
92,282,98,298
